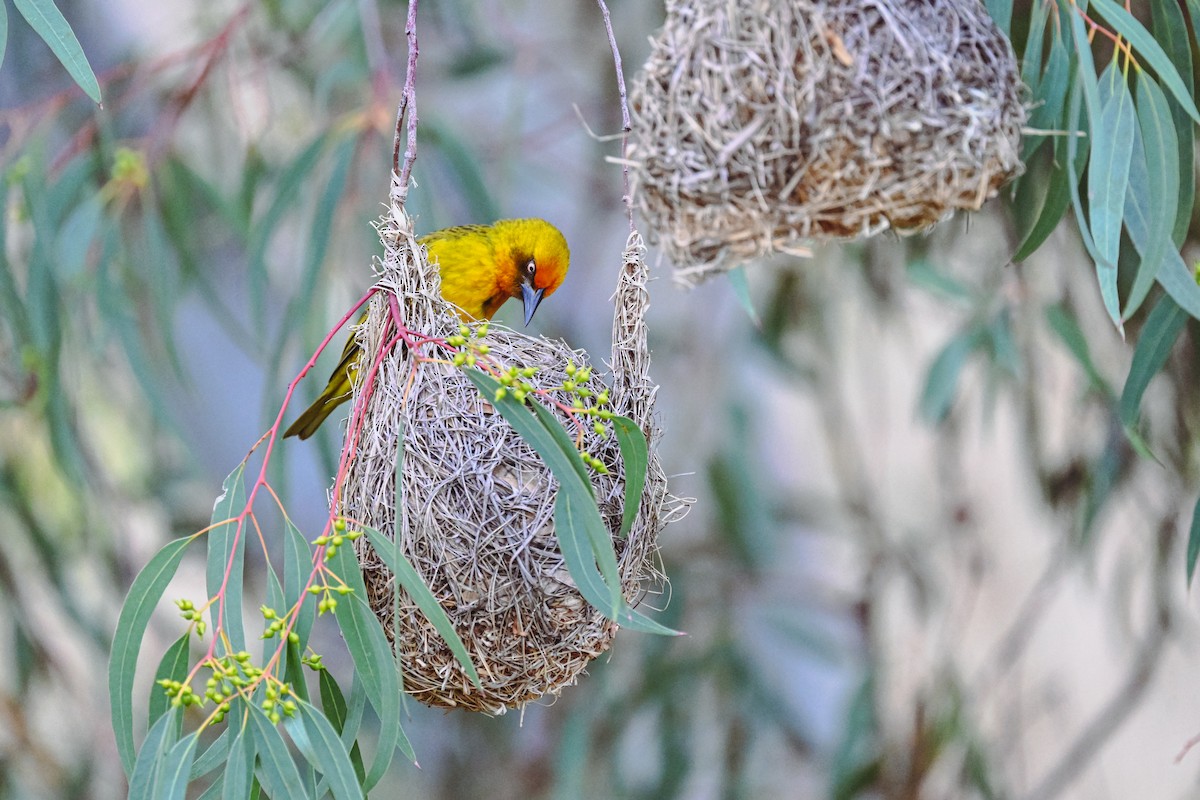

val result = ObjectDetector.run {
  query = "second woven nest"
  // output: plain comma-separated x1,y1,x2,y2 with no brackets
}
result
629,0,1026,283
339,206,683,714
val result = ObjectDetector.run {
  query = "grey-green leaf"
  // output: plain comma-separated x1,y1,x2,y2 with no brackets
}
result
250,707,309,799
297,701,365,800
109,536,195,777
727,266,762,329
325,544,412,785
206,464,247,653
611,415,649,538
1157,252,1200,318
148,633,191,729
128,707,180,800
919,330,981,424
1122,72,1179,318
156,733,199,800
984,0,1011,35
11,0,101,104
1119,296,1186,429
361,525,480,688
0,3,8,70
1088,0,1200,123
1090,61,1136,328
223,722,256,800
1188,495,1200,586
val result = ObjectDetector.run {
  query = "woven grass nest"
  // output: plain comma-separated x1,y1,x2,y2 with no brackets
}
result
339,205,685,714
629,0,1026,284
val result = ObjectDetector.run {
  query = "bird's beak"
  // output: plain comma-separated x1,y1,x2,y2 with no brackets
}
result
521,283,545,326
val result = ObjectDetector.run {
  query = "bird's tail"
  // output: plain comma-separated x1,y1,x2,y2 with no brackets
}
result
283,335,362,439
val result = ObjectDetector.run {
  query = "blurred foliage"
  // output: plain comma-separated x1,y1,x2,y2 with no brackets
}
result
2,0,1200,798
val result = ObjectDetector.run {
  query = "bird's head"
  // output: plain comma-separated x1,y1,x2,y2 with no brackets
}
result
494,218,570,326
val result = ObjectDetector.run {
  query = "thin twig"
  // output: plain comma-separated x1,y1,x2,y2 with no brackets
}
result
392,0,420,200
1020,519,1175,800
595,0,635,233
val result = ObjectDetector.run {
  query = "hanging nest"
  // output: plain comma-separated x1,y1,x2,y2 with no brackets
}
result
628,0,1026,284
338,203,686,714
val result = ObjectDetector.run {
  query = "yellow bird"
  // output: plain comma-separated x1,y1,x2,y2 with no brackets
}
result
284,218,571,440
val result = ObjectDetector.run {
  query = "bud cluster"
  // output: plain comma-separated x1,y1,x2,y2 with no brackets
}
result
449,322,491,367
312,516,362,561
174,598,207,637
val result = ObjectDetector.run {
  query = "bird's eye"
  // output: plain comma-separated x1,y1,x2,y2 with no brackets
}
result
525,260,536,277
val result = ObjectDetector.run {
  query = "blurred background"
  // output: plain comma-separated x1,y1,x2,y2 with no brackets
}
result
1,0,1199,798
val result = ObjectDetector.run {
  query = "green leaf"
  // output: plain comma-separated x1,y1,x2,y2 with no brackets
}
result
325,544,412,785
294,133,354,320
522,395,594,495
1156,252,1200,318
11,0,100,104
1119,295,1186,429
206,463,247,654
1188,495,1200,586
554,490,679,635
905,258,972,301
1020,0,1051,102
1159,0,1197,243
1090,61,1136,328
109,536,195,777
527,402,622,606
128,707,180,800
1024,20,1071,160
984,0,1011,36
727,267,761,329
54,192,103,279
297,701,365,800
318,669,366,782
1088,0,1200,123
247,134,329,330
422,120,502,223
611,416,649,538
189,727,231,780
249,707,308,799
223,722,256,800
919,330,983,424
196,776,224,800
1065,68,1105,272
0,3,8,70
464,370,676,633
284,519,316,646
361,526,480,689
1151,0,1194,100
148,633,191,729
1013,133,1078,263
1046,304,1113,397
830,676,880,800
156,733,200,800
1122,72,1179,318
